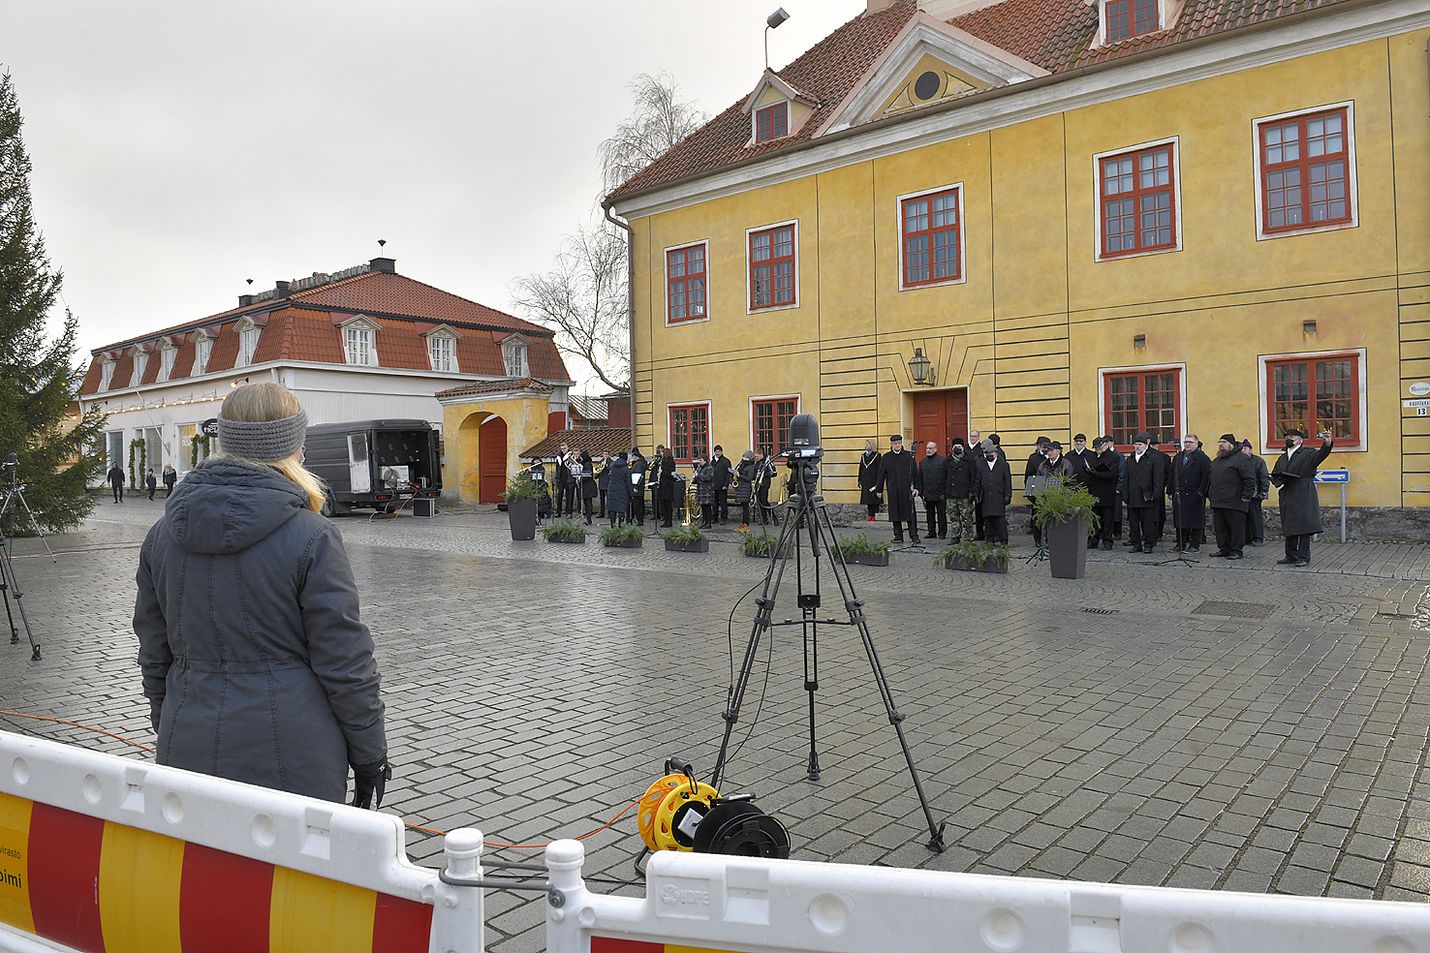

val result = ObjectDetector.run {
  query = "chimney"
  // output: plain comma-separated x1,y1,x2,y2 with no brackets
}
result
274,280,292,297
369,257,396,275
238,294,255,307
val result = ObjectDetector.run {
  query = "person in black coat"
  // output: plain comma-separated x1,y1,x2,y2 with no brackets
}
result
753,453,777,525
878,435,920,544
973,441,1013,544
710,445,733,523
107,462,125,502
917,441,949,539
1241,439,1270,545
1207,434,1257,559
857,440,882,521
944,440,976,542
1031,441,1075,548
577,451,597,524
1083,438,1120,549
553,443,575,517
162,464,178,497
692,456,716,528
1066,434,1093,481
1271,428,1334,566
1120,432,1168,553
654,445,677,527
605,453,631,525
628,447,648,526
734,451,756,530
145,468,158,501
594,453,610,520
1168,434,1212,553
1022,437,1050,539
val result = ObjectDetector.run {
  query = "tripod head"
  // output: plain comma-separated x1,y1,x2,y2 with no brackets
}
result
782,414,822,499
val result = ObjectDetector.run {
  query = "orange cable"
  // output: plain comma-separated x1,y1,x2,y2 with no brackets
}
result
0,710,155,753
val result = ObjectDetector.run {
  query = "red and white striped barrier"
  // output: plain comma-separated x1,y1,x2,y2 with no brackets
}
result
543,839,1430,953
0,730,484,953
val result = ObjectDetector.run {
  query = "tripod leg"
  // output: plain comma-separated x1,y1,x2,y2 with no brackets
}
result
710,503,800,790
813,501,946,852
1,573,16,644
0,540,40,660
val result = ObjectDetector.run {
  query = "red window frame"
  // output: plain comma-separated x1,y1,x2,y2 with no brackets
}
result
666,243,708,324
668,403,711,465
1103,368,1181,451
1098,143,1176,257
1258,107,1352,235
754,102,788,143
751,397,799,458
1264,353,1359,446
901,187,962,287
748,224,796,311
1105,0,1158,42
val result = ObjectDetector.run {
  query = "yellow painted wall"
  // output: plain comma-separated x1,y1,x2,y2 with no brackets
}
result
627,32,1426,509
439,395,548,502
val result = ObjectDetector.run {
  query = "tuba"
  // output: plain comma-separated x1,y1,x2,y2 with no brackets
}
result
682,472,699,527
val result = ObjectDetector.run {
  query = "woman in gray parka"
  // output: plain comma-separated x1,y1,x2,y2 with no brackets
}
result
134,382,389,807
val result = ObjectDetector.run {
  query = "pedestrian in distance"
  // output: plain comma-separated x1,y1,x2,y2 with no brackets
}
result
628,447,648,526
162,464,177,497
878,435,920,544
1168,434,1211,553
107,461,125,502
654,445,677,528
1121,432,1167,553
133,381,389,807
605,452,631,526
1207,434,1257,559
735,451,756,531
1241,439,1270,546
1083,437,1120,550
858,439,883,521
918,440,948,540
974,440,1013,545
944,439,976,543
553,442,575,518
145,468,158,501
693,455,717,529
577,450,597,525
710,445,733,524
1271,427,1334,566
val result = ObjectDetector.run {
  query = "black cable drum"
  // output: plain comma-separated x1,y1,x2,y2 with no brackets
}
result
693,800,791,858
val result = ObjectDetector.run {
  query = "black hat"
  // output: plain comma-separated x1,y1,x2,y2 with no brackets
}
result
713,444,723,452
1074,433,1087,442
1036,436,1051,447
1285,427,1307,438
1133,432,1153,444
1219,433,1237,445
980,440,996,453
1241,438,1253,449
1047,441,1063,450
890,434,903,443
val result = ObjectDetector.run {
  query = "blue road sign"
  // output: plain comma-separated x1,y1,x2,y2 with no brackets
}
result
1315,469,1350,483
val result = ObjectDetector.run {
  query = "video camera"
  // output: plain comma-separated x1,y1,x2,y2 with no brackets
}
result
782,414,822,494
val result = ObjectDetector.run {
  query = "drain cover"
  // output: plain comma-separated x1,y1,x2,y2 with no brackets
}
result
1082,607,1119,615
1192,600,1276,619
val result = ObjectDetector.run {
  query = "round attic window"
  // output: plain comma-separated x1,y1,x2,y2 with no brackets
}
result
914,70,941,100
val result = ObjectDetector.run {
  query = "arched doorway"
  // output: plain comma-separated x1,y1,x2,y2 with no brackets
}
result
478,416,508,503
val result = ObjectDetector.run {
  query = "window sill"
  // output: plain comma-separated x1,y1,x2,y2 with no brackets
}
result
899,275,966,292
747,302,799,316
1256,218,1357,242
666,314,711,328
1095,243,1180,263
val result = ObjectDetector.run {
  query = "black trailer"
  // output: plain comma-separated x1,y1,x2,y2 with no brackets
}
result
305,419,442,515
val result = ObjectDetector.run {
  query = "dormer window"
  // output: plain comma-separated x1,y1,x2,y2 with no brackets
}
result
235,316,263,367
99,358,115,391
339,315,380,367
130,349,148,387
158,341,177,382
193,331,213,376
502,336,529,377
754,102,789,143
1102,0,1161,43
425,326,460,373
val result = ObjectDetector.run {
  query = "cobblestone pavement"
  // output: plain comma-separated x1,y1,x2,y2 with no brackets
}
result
3,497,1428,951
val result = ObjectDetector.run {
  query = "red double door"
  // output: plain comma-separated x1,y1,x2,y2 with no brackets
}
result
911,389,969,454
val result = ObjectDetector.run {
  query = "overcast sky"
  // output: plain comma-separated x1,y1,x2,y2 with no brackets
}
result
3,0,865,391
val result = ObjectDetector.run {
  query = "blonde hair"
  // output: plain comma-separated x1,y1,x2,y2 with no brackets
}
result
218,382,326,512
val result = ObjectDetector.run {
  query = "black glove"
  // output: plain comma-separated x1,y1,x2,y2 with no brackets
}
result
149,702,162,734
352,759,392,810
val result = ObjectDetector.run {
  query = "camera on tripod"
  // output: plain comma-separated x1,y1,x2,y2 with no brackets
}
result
784,414,822,490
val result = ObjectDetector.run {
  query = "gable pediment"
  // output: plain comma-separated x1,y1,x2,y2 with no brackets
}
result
820,15,1048,134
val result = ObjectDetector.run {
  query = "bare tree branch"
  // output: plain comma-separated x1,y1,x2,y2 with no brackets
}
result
598,72,708,196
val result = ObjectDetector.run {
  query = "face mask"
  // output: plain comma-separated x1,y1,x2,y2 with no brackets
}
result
985,454,996,462
953,448,963,457
1285,438,1297,448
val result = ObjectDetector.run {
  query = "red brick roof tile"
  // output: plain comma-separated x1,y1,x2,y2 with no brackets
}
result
520,427,634,460
435,378,553,399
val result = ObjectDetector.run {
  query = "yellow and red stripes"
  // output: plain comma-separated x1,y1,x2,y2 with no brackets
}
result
0,793,431,952
593,937,752,953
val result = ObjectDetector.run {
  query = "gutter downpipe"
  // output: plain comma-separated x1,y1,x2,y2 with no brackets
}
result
603,202,637,446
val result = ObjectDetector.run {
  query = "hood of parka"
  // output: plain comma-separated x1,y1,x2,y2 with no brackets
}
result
163,457,309,555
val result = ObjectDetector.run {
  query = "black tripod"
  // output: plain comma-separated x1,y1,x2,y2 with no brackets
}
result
0,466,53,661
710,459,947,852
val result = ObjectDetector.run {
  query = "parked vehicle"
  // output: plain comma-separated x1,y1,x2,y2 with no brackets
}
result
304,419,441,515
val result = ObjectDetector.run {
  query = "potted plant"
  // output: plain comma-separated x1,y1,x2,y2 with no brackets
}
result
600,523,644,549
740,530,788,558
934,540,1010,574
1033,477,1099,579
663,525,709,553
504,474,541,541
542,519,587,544
836,533,891,567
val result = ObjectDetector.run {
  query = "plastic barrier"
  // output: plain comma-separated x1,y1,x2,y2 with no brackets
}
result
0,730,485,953
544,839,1430,953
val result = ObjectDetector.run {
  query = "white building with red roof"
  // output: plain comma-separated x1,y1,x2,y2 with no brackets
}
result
79,257,573,487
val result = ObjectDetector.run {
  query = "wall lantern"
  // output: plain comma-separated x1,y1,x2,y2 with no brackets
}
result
908,348,934,386
1302,320,1317,335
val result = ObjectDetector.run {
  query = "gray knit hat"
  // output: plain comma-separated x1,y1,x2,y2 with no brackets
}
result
217,408,308,462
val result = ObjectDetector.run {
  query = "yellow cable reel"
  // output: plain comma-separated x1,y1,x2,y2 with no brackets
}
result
637,773,718,852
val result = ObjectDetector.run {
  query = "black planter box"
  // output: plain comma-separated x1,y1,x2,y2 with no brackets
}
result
1047,516,1088,579
843,551,890,567
507,499,537,541
545,536,587,544
946,556,1008,574
604,537,643,549
665,539,709,553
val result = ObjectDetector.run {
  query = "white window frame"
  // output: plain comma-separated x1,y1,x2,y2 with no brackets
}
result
751,100,791,145
157,342,177,382
745,218,800,315
130,350,148,387
664,239,712,327
427,333,457,373
193,334,213,376
896,182,968,291
99,359,115,391
502,337,529,377
1092,136,1184,262
1251,100,1359,242
1096,362,1189,446
748,393,801,455
1256,347,1367,453
237,320,260,367
344,326,375,367
666,399,713,464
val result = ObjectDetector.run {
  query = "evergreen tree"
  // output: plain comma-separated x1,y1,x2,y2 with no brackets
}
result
0,71,106,535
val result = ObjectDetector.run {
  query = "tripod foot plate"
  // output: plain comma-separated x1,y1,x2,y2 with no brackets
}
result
926,821,947,854
31,645,40,661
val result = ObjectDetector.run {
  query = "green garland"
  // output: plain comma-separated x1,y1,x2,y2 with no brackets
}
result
190,433,210,468
127,438,144,489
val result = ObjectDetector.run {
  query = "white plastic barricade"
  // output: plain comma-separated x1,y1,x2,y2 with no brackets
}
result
0,730,485,953
545,840,1430,953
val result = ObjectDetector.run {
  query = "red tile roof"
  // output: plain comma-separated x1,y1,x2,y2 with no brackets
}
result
80,266,573,395
607,0,1353,202
435,378,554,399
520,428,634,460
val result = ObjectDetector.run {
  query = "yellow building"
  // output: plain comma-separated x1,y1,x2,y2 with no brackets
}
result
606,0,1430,528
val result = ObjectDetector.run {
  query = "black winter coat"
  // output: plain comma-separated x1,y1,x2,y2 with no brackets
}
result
1168,449,1211,528
694,464,717,505
1122,449,1167,507
108,466,125,488
1207,450,1257,512
735,459,756,504
655,456,678,501
857,450,883,508
944,452,975,500
1082,452,1120,507
1271,439,1334,535
1249,453,1270,500
710,455,733,491
878,450,918,521
973,457,1014,517
134,458,385,803
605,459,631,512
917,453,948,502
